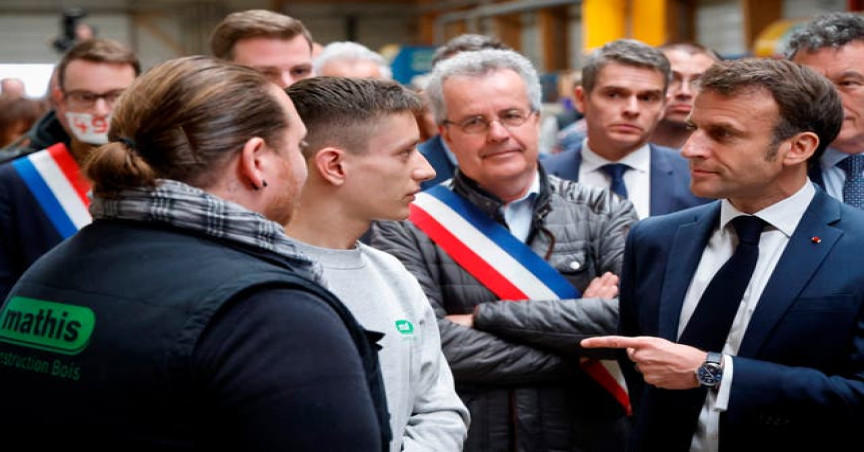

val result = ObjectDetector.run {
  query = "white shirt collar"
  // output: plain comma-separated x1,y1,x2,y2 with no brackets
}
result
821,147,852,169
507,169,541,204
719,181,816,238
581,139,651,174
502,170,541,243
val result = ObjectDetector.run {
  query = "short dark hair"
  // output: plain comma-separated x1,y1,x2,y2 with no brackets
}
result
699,58,842,162
57,38,141,90
785,12,864,59
582,38,671,94
431,33,511,66
210,9,313,60
286,76,422,157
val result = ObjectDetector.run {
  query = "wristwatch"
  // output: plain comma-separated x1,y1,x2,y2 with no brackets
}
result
695,352,724,388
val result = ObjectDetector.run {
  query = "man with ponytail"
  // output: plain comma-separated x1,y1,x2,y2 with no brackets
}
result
0,56,389,450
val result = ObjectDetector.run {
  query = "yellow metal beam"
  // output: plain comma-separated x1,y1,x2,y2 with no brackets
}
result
632,0,667,46
583,0,627,53
583,0,670,54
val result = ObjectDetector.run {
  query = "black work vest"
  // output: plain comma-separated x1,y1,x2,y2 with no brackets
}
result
0,219,391,449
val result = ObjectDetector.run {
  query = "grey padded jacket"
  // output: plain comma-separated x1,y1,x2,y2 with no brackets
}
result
370,167,638,452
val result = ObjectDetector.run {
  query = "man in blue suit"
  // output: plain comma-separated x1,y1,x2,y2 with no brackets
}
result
418,133,456,190
582,58,864,451
543,39,708,218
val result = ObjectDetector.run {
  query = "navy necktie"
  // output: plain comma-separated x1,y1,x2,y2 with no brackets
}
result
599,163,629,198
679,215,765,352
837,154,864,209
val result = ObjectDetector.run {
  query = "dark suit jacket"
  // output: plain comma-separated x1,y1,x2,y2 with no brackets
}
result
0,158,66,299
419,135,456,191
541,142,709,216
618,189,864,451
808,162,825,188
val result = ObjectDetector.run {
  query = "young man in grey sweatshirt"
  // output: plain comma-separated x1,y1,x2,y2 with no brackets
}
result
285,76,470,452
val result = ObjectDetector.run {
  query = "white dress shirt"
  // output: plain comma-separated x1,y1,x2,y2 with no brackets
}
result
579,139,652,219
680,181,816,452
502,170,540,243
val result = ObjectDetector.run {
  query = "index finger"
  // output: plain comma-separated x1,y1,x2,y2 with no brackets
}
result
581,335,644,349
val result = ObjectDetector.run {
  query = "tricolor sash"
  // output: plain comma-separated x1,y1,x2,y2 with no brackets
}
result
12,143,91,238
410,185,631,415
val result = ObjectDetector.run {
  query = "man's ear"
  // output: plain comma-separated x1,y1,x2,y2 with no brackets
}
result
440,123,453,148
574,85,587,115
52,86,65,107
313,147,347,186
783,131,819,166
239,137,268,190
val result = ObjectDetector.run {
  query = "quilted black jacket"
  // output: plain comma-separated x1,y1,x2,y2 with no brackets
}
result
371,167,638,452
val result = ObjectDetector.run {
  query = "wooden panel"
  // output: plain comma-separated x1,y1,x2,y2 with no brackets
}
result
442,21,468,42
666,0,698,43
538,7,569,72
416,12,437,45
495,13,522,53
740,0,782,49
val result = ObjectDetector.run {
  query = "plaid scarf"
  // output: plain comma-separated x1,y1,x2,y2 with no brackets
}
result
89,179,322,282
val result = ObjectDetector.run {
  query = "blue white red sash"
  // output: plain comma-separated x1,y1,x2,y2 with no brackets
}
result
12,143,91,238
410,185,631,414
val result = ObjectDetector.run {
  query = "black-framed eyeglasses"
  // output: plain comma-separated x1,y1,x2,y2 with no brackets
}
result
63,89,126,108
443,109,536,134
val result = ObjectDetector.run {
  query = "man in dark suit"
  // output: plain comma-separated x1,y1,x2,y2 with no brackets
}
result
583,58,864,451
417,133,455,190
787,12,864,209
543,39,708,218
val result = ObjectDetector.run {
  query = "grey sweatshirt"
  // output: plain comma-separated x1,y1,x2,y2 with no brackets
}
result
293,240,470,452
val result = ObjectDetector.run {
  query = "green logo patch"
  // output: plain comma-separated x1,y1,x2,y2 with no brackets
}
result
395,319,414,335
0,297,95,355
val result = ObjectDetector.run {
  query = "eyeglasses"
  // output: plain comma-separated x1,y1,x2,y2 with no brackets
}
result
670,75,702,91
443,109,536,134
63,89,126,109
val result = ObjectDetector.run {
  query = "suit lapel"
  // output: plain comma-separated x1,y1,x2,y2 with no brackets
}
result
547,144,582,181
431,136,456,176
421,135,456,187
659,204,720,340
738,190,842,356
649,145,675,215
571,147,583,181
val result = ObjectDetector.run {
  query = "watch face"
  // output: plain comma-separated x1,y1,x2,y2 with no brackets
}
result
698,363,723,387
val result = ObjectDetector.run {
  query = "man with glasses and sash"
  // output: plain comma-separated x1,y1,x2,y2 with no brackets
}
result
371,48,639,452
0,38,140,299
